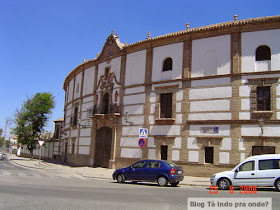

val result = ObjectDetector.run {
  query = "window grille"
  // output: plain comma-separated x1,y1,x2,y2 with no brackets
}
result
257,86,271,111
160,93,172,118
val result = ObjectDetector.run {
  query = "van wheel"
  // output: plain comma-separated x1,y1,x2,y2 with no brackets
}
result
275,179,280,191
218,178,230,190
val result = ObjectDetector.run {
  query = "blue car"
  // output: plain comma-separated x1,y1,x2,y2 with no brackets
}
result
112,160,184,187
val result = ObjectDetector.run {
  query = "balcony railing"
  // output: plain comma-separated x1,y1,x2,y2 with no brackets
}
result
87,103,120,117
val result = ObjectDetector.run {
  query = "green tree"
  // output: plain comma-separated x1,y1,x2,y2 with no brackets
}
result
12,92,55,159
0,129,4,147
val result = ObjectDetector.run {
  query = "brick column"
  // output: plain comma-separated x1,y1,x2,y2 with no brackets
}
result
230,31,242,164
143,44,153,159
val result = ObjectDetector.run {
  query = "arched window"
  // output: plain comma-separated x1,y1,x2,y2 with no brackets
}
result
102,93,110,114
256,45,271,61
162,57,173,71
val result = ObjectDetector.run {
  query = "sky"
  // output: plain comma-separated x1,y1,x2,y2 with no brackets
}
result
0,0,279,137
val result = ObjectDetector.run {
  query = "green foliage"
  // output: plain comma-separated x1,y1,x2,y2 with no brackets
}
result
5,140,9,148
0,129,4,147
12,92,55,158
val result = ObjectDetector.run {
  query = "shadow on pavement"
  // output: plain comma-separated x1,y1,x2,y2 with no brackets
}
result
112,181,184,188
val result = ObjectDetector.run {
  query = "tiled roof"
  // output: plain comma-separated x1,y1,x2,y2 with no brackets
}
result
53,117,64,122
126,15,280,47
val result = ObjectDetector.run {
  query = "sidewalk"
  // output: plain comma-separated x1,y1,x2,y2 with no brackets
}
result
7,154,210,187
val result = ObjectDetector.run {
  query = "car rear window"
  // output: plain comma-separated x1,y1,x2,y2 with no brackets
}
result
163,161,178,167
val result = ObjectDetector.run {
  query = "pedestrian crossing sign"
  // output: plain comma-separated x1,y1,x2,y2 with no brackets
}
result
139,128,148,138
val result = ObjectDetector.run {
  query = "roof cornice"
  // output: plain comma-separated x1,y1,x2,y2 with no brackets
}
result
125,15,280,47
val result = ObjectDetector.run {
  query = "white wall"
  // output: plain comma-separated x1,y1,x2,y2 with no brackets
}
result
123,93,146,105
125,50,146,86
190,99,230,112
120,137,139,147
187,137,199,149
241,125,280,137
188,113,232,120
67,79,74,103
192,35,231,77
79,146,89,155
241,29,280,72
121,148,142,158
125,86,145,95
188,86,232,120
152,43,183,82
189,86,232,100
83,67,95,96
219,152,229,164
64,104,72,129
149,125,181,136
79,137,91,145
191,77,231,87
122,126,142,136
74,72,82,99
123,105,143,115
188,151,199,162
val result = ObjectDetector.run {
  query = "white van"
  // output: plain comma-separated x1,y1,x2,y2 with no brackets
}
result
210,154,280,191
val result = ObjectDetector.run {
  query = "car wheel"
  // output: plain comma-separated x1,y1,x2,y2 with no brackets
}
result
275,179,280,191
218,178,230,190
116,173,125,183
157,176,168,187
171,181,179,187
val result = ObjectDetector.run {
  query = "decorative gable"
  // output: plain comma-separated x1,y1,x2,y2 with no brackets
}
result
96,32,125,62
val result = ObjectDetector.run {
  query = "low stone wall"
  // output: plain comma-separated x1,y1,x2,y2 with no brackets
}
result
65,154,91,167
181,163,234,178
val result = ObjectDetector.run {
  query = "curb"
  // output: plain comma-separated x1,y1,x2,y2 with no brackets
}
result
8,155,57,170
9,158,45,170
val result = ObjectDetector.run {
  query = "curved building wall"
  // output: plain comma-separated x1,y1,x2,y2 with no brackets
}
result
61,16,280,169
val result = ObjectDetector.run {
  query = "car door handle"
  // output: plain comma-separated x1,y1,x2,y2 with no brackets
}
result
251,173,255,175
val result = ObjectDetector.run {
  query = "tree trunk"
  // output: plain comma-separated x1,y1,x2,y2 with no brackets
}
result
29,148,34,160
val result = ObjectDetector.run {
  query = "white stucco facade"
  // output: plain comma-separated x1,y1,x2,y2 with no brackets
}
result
60,16,280,169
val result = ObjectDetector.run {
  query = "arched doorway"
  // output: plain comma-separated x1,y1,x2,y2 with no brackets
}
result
95,127,112,168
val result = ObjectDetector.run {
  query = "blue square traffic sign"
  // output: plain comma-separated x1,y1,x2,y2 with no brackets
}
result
139,128,148,138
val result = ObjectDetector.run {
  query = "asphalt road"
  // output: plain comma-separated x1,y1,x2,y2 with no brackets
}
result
0,159,279,210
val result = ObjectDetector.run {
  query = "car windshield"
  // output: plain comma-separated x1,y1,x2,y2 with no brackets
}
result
131,161,147,168
162,161,178,167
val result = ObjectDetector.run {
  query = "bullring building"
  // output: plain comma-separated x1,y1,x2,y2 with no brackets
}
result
62,15,280,169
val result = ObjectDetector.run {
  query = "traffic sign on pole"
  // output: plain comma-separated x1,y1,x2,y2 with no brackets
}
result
138,138,147,148
38,140,45,147
139,128,148,138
